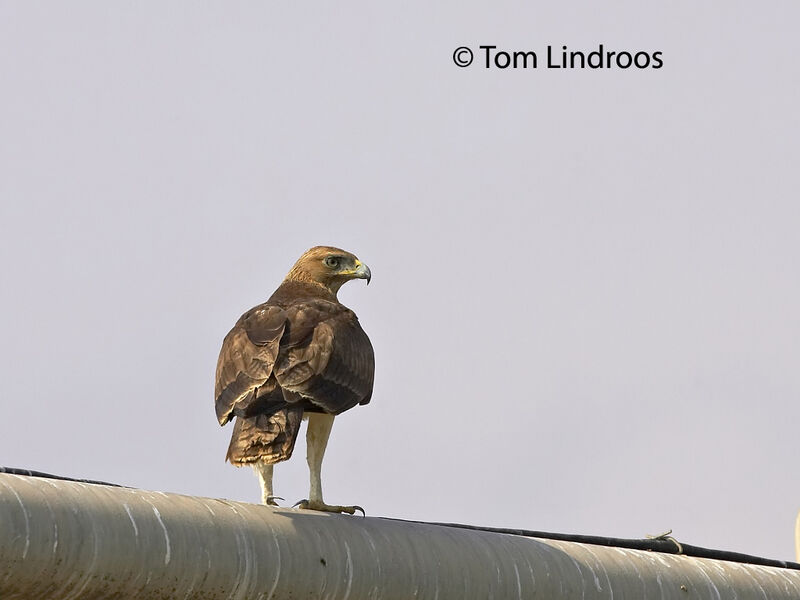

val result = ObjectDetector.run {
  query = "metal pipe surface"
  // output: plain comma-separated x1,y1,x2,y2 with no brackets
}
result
1,473,799,599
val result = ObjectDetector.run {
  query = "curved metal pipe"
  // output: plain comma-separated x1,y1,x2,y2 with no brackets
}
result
1,473,799,599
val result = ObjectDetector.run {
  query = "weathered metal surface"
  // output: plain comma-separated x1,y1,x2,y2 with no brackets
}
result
1,473,799,599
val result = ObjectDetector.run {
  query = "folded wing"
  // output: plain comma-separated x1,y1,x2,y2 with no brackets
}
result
214,304,287,425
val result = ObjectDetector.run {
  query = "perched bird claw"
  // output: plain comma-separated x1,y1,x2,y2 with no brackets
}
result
294,499,365,516
266,495,284,507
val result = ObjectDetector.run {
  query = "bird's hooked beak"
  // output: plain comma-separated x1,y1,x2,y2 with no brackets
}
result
353,260,371,285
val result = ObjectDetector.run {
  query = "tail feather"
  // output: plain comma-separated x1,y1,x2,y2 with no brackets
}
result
225,407,303,465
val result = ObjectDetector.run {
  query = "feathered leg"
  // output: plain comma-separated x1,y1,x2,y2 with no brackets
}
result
295,413,363,515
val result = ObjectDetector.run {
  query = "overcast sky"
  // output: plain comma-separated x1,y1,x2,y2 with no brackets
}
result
1,2,798,561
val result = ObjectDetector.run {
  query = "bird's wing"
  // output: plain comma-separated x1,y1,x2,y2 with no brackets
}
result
275,300,375,414
214,304,287,425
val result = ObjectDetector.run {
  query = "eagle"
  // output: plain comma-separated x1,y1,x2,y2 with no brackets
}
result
215,246,374,514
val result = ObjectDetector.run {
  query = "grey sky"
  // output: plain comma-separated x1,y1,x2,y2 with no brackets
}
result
1,2,798,561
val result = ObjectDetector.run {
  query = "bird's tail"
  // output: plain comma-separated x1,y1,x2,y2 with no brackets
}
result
225,407,303,465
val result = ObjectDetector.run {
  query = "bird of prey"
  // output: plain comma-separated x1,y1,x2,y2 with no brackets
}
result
215,246,374,514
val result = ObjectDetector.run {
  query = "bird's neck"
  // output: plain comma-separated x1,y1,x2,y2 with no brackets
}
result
278,276,339,300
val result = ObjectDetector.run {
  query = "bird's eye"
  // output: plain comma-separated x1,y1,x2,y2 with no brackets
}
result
324,256,340,269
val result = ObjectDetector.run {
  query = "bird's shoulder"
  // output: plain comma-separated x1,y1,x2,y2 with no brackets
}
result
270,280,355,318
229,282,358,349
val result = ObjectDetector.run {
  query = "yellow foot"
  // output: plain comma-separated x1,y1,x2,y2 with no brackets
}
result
294,499,365,516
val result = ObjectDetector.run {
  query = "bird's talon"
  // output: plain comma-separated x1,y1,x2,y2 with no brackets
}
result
266,495,284,506
294,500,365,515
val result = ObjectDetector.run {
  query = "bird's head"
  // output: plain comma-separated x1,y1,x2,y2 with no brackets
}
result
285,246,371,295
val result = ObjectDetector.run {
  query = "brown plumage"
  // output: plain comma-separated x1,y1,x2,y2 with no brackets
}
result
215,246,374,513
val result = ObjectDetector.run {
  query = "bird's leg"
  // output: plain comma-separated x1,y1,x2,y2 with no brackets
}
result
295,413,364,515
252,460,283,506
307,412,333,504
